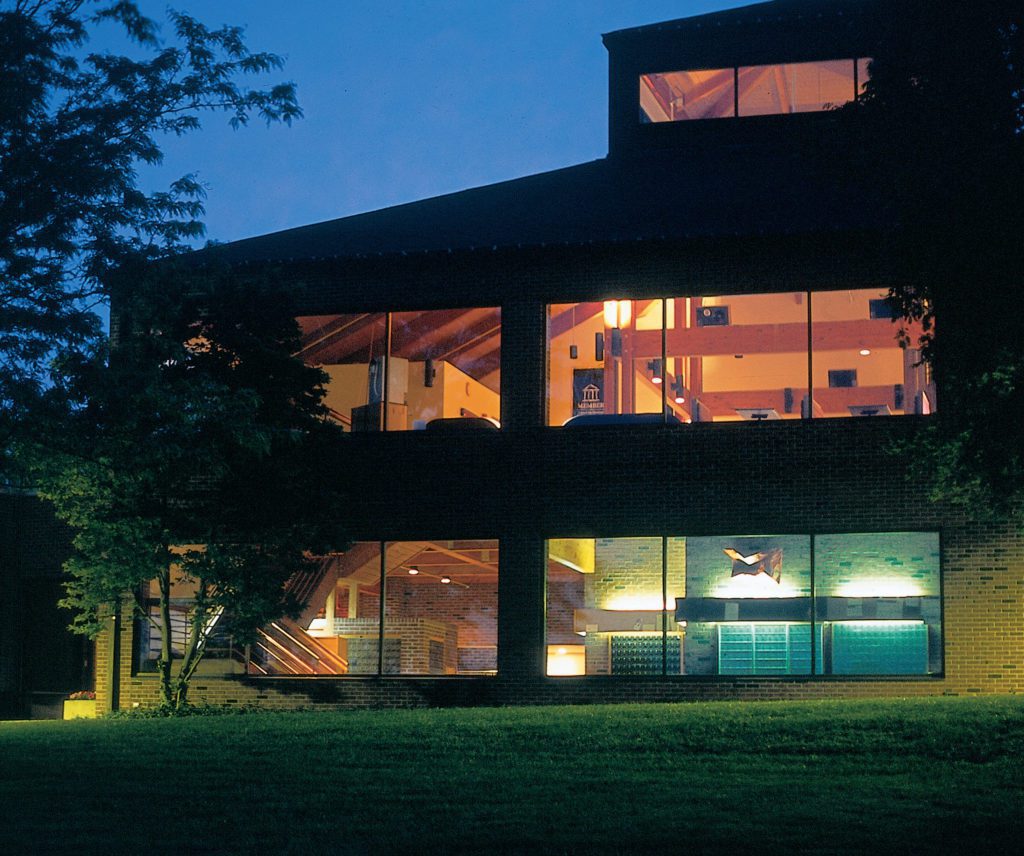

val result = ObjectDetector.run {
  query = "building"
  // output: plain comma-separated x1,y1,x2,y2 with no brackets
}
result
0,492,87,719
94,0,1022,711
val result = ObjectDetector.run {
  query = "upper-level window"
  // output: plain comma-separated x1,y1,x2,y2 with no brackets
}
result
296,308,501,431
640,58,871,123
546,289,934,425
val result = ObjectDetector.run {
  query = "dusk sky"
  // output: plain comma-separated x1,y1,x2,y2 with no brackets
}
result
99,1,750,246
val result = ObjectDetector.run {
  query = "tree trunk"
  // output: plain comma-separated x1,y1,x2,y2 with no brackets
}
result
156,566,174,707
173,581,212,710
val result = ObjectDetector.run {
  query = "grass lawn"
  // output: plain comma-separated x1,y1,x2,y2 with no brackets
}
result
2,696,1022,855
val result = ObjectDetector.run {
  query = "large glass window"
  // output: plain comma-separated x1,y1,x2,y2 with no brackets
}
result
296,309,501,431
640,68,735,122
249,540,498,677
548,289,933,424
296,313,388,431
672,293,809,422
738,60,857,116
390,310,501,430
384,540,498,675
546,532,940,678
639,58,870,122
546,538,679,676
677,535,814,675
134,577,242,676
811,289,933,417
547,300,668,425
814,532,942,675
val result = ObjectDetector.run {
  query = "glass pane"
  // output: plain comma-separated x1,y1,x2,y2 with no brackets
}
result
640,68,735,122
389,308,501,430
815,533,941,675
810,289,935,417
676,535,813,675
670,293,809,422
384,540,498,675
547,301,665,425
546,537,669,676
738,60,856,116
295,313,387,432
250,542,381,676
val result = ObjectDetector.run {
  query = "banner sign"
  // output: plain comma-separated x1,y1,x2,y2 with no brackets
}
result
573,368,605,417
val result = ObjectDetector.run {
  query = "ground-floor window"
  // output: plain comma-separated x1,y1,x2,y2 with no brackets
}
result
133,580,241,675
248,539,498,677
546,532,941,677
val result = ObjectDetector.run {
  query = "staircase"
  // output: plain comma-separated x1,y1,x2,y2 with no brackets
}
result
250,617,349,675
249,542,431,675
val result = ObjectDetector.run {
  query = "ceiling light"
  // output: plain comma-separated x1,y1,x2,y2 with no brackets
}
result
407,566,419,575
859,348,871,356
440,574,452,584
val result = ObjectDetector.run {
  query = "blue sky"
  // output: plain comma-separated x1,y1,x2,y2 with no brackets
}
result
98,1,750,245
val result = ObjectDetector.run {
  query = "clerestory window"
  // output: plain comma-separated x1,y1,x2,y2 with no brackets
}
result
640,58,872,123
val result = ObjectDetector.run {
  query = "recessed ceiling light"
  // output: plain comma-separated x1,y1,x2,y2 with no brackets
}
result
859,348,871,356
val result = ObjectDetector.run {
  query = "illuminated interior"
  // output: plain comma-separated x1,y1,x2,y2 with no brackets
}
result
247,540,499,677
296,309,501,431
546,532,941,676
134,572,240,675
640,58,870,123
547,289,933,424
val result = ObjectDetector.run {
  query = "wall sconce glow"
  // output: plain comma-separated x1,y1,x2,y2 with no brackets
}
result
835,579,927,598
546,644,586,676
603,299,632,329
713,572,803,599
603,594,677,611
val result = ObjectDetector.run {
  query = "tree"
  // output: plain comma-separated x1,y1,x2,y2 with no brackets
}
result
27,266,349,708
0,0,300,475
840,1,1024,518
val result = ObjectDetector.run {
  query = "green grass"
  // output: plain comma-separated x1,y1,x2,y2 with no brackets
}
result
2,697,1023,855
